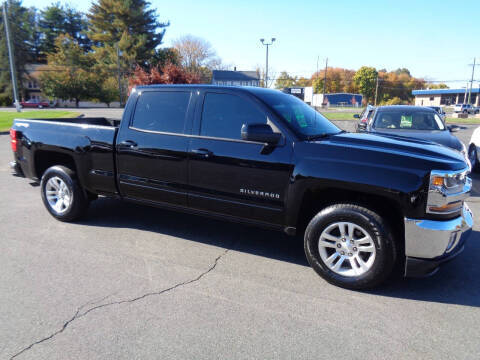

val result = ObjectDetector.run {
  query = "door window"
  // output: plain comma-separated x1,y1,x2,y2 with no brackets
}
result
132,91,191,133
201,92,267,140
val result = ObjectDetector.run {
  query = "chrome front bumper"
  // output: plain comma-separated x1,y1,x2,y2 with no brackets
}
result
404,203,473,276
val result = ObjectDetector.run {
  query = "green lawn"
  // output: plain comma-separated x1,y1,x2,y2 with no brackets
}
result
321,112,361,120
446,117,480,124
0,110,79,132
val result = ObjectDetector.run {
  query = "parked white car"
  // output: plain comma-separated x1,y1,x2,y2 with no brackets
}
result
468,127,480,171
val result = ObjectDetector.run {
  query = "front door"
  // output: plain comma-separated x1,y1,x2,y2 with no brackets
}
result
187,90,293,225
116,89,195,206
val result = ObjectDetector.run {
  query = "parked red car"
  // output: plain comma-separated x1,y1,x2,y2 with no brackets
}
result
20,99,50,108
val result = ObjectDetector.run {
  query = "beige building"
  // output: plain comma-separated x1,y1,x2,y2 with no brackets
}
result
413,88,480,107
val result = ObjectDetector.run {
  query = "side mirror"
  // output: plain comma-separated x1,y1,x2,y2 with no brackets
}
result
353,114,360,119
241,123,281,145
357,122,367,132
448,125,459,133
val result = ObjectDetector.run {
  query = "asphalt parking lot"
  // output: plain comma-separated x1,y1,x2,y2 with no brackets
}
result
1,126,480,359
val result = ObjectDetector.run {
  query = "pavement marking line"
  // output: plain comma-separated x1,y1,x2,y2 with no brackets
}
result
9,249,229,360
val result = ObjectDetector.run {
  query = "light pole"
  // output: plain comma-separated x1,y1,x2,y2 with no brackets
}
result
2,1,21,112
260,38,275,88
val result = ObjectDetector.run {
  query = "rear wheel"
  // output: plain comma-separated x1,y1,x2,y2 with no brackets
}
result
40,165,89,221
304,204,397,290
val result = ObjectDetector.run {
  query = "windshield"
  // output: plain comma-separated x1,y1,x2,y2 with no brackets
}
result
255,91,340,138
373,109,445,131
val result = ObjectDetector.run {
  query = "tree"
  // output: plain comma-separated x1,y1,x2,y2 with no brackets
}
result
128,62,200,93
37,3,90,60
427,83,449,89
151,47,181,68
172,35,223,82
88,0,168,67
311,67,357,94
353,66,378,103
0,0,37,103
40,35,98,107
92,76,118,107
295,77,311,87
275,71,297,89
394,68,411,77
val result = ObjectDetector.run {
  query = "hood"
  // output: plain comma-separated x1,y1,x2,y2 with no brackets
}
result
302,131,467,173
371,128,464,152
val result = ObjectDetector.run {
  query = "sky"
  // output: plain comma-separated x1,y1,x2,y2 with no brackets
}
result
21,0,480,88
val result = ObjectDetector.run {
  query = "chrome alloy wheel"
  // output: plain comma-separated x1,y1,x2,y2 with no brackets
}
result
45,176,72,214
318,221,376,277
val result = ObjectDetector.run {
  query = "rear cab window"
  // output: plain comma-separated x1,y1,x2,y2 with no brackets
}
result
131,91,192,133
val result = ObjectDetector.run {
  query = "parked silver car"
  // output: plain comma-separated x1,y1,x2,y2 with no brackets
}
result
454,104,478,114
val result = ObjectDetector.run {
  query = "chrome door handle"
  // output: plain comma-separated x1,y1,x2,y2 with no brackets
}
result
191,148,213,158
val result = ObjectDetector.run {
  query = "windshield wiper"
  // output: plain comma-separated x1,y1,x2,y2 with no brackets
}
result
306,130,346,141
306,133,333,141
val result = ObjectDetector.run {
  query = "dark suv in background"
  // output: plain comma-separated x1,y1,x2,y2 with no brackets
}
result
356,105,466,157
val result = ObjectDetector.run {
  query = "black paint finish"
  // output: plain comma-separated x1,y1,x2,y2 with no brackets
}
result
11,85,468,233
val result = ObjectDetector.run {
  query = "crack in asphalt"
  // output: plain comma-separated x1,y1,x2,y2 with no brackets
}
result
10,249,229,359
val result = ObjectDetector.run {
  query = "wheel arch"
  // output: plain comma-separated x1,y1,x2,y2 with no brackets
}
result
34,150,78,182
294,187,405,244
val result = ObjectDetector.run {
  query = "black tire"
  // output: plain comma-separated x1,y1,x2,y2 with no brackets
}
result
304,203,397,290
469,145,479,172
40,165,89,222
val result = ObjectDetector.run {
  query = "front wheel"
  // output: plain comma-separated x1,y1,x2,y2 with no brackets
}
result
40,165,89,221
304,204,397,290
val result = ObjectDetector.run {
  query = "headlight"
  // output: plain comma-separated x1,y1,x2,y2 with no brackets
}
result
427,169,471,214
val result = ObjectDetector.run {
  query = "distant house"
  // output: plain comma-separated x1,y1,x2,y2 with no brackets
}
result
212,69,260,87
23,64,44,102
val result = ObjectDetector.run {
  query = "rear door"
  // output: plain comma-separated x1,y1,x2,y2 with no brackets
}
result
187,90,293,225
116,89,195,206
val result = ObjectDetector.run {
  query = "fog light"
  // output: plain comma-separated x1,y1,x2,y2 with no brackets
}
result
428,201,462,214
446,231,460,253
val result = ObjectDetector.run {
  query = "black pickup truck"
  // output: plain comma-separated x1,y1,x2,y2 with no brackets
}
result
9,85,473,289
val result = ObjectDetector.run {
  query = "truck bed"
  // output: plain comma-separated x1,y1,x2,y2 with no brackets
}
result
12,117,120,196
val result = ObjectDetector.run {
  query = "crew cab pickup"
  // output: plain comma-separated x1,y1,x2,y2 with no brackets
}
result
9,85,473,289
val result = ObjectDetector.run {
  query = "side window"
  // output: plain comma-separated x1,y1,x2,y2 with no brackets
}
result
132,91,191,133
201,92,267,140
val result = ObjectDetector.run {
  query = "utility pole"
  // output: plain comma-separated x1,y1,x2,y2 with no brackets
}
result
374,75,379,106
260,38,275,88
2,1,21,112
467,57,476,105
322,58,328,105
